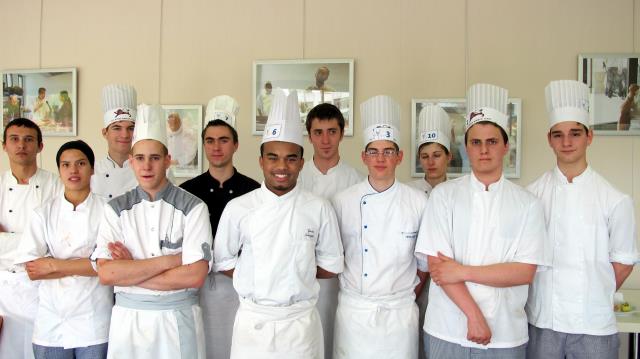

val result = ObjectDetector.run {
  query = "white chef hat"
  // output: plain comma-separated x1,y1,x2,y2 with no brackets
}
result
417,104,452,151
133,104,167,148
102,84,137,128
205,95,240,127
545,80,591,129
465,83,509,133
361,95,401,146
261,88,304,147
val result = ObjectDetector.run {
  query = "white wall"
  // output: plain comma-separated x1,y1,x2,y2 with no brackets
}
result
1,0,639,288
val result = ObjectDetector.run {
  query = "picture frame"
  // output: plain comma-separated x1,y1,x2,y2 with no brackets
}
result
578,53,640,135
410,98,522,179
2,68,77,136
162,105,203,178
252,59,354,136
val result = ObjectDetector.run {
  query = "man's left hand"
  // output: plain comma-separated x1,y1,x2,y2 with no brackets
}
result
430,252,466,285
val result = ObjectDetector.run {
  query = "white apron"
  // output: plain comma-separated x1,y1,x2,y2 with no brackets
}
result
108,291,206,359
200,272,239,359
333,290,419,359
0,270,38,359
231,297,323,359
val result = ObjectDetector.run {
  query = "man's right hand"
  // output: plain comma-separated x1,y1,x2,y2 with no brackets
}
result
466,313,492,346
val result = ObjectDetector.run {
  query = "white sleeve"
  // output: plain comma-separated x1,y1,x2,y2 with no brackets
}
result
90,203,121,262
315,201,344,274
513,199,551,269
213,202,242,272
182,202,213,270
13,209,49,265
415,187,453,270
608,195,638,265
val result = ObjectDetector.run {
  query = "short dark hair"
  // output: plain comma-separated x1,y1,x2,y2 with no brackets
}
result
260,143,304,158
202,119,238,144
38,87,46,94
418,142,450,155
56,140,95,168
3,118,43,146
464,121,509,145
305,103,345,133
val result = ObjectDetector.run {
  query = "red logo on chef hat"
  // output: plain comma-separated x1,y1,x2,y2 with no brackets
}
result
114,108,131,117
466,109,485,127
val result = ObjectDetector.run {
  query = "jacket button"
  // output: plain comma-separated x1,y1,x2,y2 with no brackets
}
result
106,174,109,178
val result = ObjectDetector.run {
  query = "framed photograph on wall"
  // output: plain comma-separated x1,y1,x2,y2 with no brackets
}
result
578,53,640,135
162,105,203,178
252,59,354,136
410,98,522,179
2,68,77,136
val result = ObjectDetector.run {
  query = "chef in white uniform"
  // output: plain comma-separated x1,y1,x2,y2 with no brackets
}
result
408,104,452,196
0,118,62,359
297,102,362,359
415,84,549,359
91,104,213,359
526,80,638,359
91,84,138,200
181,95,261,359
406,103,453,359
214,89,344,359
14,140,112,359
330,95,427,359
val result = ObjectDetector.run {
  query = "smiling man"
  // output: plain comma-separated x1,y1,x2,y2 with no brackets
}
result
526,80,637,359
331,95,428,359
91,104,212,359
180,95,259,359
91,84,138,200
214,89,344,359
0,118,62,359
415,84,548,359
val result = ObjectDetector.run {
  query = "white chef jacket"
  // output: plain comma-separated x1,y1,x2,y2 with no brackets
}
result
298,158,364,199
0,168,62,359
14,192,113,349
416,173,549,349
332,179,427,298
91,183,213,295
214,183,344,306
407,178,434,197
526,166,638,335
167,126,198,166
91,156,137,200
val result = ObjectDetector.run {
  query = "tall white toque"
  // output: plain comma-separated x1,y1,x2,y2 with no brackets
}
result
133,104,167,148
417,103,452,151
361,95,401,146
465,83,509,134
261,88,304,147
545,80,591,129
102,84,137,128
205,95,240,127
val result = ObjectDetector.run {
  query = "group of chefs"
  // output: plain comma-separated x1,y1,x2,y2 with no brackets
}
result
0,79,636,359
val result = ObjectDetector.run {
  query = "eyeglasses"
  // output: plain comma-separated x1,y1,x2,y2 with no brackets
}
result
364,148,398,158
